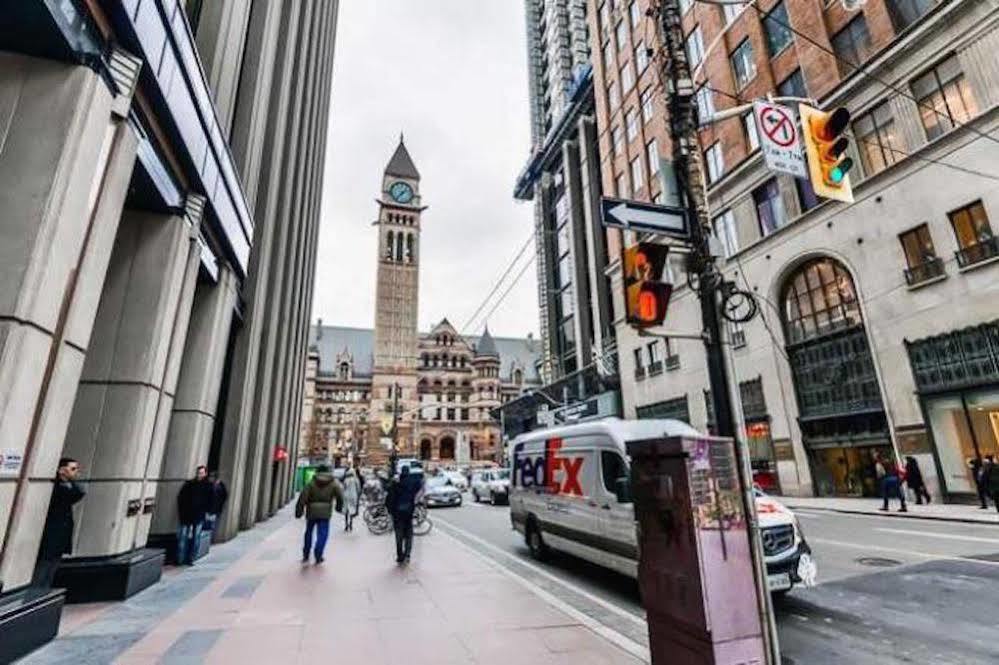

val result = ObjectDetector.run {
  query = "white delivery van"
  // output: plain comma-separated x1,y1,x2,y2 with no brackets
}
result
509,418,815,594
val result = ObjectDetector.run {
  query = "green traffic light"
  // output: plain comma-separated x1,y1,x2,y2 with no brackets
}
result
829,167,845,184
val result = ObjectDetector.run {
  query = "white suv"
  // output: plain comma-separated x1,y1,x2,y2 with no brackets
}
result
471,469,510,505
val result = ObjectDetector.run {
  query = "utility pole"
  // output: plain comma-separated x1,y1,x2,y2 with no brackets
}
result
655,1,779,662
389,381,400,476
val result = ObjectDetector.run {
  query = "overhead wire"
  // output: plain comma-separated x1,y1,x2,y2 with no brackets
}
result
468,250,539,336
459,232,534,334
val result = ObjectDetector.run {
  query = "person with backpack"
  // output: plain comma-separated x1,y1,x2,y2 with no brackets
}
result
876,452,907,513
295,465,344,564
386,466,423,564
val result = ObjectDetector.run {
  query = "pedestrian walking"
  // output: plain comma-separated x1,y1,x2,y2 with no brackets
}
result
984,455,999,514
905,456,931,505
177,465,213,565
295,464,343,564
876,453,907,513
205,472,228,532
32,457,86,589
974,457,991,509
341,464,361,532
386,466,423,564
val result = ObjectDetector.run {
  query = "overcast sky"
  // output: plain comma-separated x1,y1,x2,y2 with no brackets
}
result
311,1,539,340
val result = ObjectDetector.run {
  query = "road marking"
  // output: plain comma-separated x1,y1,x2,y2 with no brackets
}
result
434,521,650,663
811,537,999,569
875,528,999,545
434,515,648,628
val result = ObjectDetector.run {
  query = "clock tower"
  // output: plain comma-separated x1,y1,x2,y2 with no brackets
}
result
370,136,423,457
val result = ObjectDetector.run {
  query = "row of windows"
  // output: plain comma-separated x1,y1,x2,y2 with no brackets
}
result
317,389,369,402
899,200,997,283
384,230,416,263
421,354,469,369
386,213,416,226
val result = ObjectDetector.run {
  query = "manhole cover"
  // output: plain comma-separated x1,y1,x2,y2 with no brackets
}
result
856,557,902,567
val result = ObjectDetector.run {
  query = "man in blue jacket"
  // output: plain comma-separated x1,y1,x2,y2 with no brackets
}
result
386,466,423,564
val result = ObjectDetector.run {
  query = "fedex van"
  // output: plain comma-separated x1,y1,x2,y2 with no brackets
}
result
509,418,815,595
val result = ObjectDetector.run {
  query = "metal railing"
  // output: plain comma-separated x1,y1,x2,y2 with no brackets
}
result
903,256,945,285
955,236,999,268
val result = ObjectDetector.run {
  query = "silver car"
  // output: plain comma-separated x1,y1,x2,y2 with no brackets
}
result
471,469,510,505
423,475,462,508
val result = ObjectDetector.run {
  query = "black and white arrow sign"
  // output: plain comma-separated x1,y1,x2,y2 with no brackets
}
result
601,197,689,240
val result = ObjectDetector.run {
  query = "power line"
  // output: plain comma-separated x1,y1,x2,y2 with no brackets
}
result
728,0,999,148
469,250,538,335
459,233,534,333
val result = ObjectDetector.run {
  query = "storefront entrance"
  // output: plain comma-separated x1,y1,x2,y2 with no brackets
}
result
809,442,893,497
925,390,999,495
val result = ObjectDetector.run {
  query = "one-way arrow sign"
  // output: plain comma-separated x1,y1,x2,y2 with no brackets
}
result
601,197,689,240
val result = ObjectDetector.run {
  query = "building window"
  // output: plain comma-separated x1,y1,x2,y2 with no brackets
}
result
664,338,680,370
831,15,872,76
712,210,738,258
647,341,664,375
636,396,690,422
617,171,630,198
640,87,654,122
777,68,807,100
603,41,614,73
695,87,714,124
616,20,628,51
782,258,861,343
612,125,624,154
763,2,793,57
899,224,944,285
646,139,660,176
886,0,935,33
686,27,705,68
626,108,639,141
854,101,903,176
629,1,641,28
621,61,635,92
631,156,645,192
679,0,693,15
796,177,819,214
600,1,612,33
949,201,997,268
607,81,620,111
704,143,724,184
753,178,788,237
743,112,759,150
911,55,977,141
635,42,649,73
634,348,645,379
730,39,756,89
723,1,747,24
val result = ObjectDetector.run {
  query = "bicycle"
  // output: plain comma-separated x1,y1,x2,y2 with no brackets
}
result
364,499,433,536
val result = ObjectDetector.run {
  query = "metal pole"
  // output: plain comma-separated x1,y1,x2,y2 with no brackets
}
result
389,381,400,476
656,2,779,662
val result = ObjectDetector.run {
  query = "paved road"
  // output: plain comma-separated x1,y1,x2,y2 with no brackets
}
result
430,498,999,664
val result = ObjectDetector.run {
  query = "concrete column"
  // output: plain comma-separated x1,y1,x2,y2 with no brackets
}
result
150,267,238,540
194,0,253,137
0,54,138,592
214,0,304,542
61,210,199,562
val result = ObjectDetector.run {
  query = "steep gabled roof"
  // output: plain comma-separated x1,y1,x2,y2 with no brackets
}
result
475,326,500,358
385,137,420,179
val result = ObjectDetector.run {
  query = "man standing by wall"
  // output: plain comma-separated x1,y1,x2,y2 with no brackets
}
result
176,466,212,565
32,458,86,589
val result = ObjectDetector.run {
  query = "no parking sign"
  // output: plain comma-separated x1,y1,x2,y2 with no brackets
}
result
753,101,807,179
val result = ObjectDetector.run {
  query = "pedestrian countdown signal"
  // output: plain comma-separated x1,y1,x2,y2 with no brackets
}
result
800,104,854,203
623,243,672,328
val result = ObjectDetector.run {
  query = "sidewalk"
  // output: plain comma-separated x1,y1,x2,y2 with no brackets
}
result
25,507,645,664
783,496,999,525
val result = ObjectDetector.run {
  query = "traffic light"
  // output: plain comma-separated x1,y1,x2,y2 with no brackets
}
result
623,243,673,328
799,104,854,203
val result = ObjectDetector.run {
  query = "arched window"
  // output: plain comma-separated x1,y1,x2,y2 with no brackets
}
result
421,353,428,367
386,231,394,260
513,369,523,385
781,258,861,344
339,362,350,380
460,357,466,368
395,232,404,262
406,234,415,262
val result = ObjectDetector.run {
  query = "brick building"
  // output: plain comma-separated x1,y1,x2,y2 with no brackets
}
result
589,0,999,501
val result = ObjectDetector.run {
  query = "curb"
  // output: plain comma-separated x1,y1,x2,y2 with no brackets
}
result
784,504,999,526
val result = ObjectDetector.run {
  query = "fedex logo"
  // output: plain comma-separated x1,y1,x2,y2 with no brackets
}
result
513,438,583,496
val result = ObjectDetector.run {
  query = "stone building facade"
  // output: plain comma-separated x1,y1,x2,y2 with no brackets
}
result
589,0,999,501
302,142,543,467
0,1,336,657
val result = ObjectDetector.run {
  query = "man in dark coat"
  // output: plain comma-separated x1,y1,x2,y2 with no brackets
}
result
985,455,999,514
386,466,424,564
205,472,228,532
176,465,212,565
905,456,931,505
972,457,989,509
33,457,86,589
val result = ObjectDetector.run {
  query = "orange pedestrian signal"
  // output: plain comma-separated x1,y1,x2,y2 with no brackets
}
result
800,104,854,203
623,243,673,328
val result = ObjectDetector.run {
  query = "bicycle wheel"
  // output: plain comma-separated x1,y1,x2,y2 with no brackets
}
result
412,505,432,536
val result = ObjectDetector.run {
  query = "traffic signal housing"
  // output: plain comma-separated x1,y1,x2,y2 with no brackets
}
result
623,243,673,328
800,104,854,203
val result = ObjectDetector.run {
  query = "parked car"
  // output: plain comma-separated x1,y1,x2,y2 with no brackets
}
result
471,469,510,505
395,458,424,477
424,475,462,508
509,418,815,596
442,470,468,491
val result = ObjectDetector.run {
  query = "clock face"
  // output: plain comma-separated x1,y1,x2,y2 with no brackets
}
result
389,181,414,204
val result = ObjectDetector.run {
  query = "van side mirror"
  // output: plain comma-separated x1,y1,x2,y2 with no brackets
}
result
614,477,632,504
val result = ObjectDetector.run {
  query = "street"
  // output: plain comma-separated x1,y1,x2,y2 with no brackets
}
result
433,499,999,665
